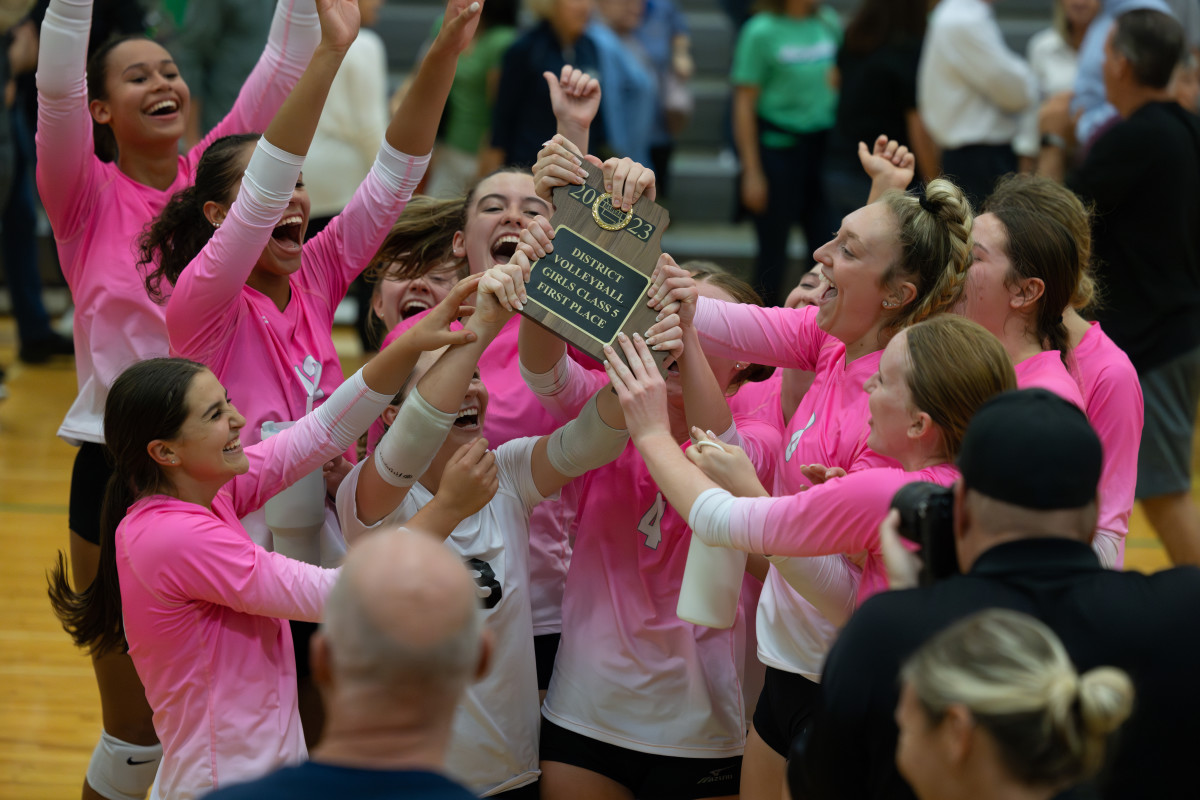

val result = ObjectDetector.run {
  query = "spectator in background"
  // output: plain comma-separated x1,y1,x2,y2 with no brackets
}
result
897,610,1134,800
304,0,388,352
305,0,388,237
1041,9,1200,568
1014,0,1100,171
426,0,519,198
1071,0,1198,146
634,0,691,196
732,0,840,307
918,0,1037,207
172,0,275,147
486,0,605,169
826,0,934,224
590,0,656,166
202,529,487,800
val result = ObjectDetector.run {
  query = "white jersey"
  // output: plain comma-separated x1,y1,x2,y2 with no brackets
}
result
337,438,547,796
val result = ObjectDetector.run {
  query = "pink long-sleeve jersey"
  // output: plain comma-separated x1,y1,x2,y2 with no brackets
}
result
721,463,959,604
116,371,389,800
536,362,778,756
167,156,425,452
36,0,318,445
1014,349,1085,406
694,298,894,677
1068,322,1144,567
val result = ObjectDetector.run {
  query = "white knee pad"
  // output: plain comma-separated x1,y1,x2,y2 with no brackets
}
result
86,730,162,800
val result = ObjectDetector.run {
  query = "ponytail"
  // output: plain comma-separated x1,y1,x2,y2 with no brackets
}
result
47,469,136,656
880,178,974,334
139,134,261,303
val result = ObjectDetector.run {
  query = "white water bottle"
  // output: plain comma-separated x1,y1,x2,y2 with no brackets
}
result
261,421,324,565
677,534,747,629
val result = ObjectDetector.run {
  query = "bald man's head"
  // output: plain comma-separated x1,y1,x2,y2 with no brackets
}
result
319,528,483,696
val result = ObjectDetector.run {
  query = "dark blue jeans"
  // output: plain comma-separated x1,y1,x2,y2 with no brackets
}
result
1,106,53,346
751,131,832,307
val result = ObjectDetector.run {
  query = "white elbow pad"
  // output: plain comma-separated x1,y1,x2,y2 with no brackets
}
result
545,393,629,477
374,385,457,487
520,352,575,396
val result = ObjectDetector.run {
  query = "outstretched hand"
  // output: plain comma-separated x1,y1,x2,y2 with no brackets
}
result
602,157,656,211
432,0,485,57
533,135,593,204
404,273,481,351
314,0,362,53
858,134,914,191
603,332,671,443
685,427,768,497
799,463,846,485
646,255,697,326
545,65,601,138
477,256,530,320
879,509,921,590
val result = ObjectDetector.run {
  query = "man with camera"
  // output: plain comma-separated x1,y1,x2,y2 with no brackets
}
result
791,389,1200,800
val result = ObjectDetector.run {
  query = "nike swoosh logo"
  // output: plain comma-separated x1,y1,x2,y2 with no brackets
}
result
126,757,156,765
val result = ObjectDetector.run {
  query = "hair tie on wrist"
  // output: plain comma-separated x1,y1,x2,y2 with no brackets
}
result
918,193,937,214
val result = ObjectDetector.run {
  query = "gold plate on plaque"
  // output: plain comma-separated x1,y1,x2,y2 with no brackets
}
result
592,192,634,231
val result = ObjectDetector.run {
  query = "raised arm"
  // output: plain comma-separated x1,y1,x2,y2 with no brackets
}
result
191,0,321,159
350,267,512,527
300,0,483,297
166,0,359,359
232,274,482,516
35,0,100,238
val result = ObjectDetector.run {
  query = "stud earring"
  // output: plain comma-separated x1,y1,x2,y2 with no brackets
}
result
882,300,897,309
734,362,745,370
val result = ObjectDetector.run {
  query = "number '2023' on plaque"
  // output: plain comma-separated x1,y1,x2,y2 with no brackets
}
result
525,226,650,347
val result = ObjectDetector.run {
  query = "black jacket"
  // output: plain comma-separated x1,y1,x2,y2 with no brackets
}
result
795,538,1200,799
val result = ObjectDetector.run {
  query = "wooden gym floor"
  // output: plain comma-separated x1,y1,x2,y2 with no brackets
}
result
0,317,1177,799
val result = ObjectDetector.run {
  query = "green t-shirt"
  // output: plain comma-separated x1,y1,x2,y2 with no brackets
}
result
431,22,519,154
731,8,842,147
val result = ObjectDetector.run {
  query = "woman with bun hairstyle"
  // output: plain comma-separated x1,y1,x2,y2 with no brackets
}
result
607,314,1016,617
957,176,1086,407
897,608,1134,800
638,157,974,799
979,174,1141,568
37,0,319,796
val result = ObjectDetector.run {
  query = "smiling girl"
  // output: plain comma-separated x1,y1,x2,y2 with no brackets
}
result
643,174,973,800
38,0,320,796
136,0,482,560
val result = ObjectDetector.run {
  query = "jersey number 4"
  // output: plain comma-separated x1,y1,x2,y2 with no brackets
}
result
637,493,665,550
466,558,503,609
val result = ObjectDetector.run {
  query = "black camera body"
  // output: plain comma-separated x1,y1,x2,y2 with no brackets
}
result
890,481,959,586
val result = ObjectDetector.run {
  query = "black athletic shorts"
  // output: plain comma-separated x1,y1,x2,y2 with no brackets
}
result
751,667,821,757
540,717,741,799
69,442,115,546
534,633,560,690
291,619,318,679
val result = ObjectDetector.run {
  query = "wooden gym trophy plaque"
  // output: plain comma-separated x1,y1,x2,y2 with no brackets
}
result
518,161,671,372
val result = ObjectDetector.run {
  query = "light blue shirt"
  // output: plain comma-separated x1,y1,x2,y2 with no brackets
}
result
1073,0,1173,142
589,21,658,165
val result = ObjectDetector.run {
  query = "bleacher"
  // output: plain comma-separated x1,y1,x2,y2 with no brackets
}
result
374,0,1056,277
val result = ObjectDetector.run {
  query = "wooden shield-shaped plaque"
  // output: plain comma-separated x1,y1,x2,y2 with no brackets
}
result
518,161,670,371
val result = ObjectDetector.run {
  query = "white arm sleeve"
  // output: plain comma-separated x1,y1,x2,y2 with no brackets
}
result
688,487,735,549
372,141,432,198
545,393,629,478
313,369,395,451
373,386,457,488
